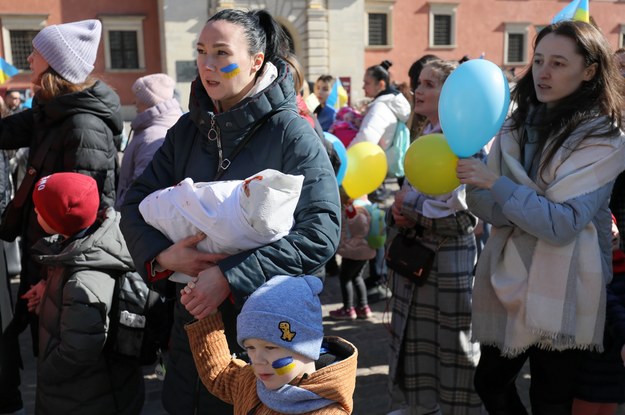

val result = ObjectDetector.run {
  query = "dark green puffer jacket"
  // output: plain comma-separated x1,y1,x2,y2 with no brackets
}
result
120,58,340,414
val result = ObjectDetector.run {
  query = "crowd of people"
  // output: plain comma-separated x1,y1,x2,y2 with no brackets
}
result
1,8,625,415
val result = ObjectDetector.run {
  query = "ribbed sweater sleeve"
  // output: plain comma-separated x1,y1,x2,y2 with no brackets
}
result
185,314,252,406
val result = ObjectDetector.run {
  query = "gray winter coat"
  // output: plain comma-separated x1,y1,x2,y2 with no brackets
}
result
120,59,341,414
33,208,144,415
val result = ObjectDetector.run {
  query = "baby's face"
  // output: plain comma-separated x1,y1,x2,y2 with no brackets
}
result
243,338,310,390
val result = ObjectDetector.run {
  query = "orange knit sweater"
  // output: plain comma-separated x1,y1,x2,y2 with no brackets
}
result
185,314,358,414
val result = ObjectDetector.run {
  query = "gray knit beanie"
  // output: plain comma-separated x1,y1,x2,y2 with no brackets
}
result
132,73,176,108
32,19,102,84
237,275,324,360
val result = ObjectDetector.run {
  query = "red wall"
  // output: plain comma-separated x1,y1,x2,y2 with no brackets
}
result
0,0,162,104
367,0,625,86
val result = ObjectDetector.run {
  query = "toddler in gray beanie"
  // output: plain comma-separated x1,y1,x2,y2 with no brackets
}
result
32,19,102,84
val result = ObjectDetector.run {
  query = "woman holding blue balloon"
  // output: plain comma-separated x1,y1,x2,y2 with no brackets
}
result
457,20,625,415
387,59,483,415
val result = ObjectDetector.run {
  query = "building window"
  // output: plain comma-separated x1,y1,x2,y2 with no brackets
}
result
365,2,393,48
109,30,139,69
10,30,39,70
621,25,625,48
428,3,457,48
433,15,451,46
504,23,529,65
0,14,47,70
100,15,145,71
507,34,525,64
368,13,388,46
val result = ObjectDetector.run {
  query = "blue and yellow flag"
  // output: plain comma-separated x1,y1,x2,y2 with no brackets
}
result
552,0,590,24
0,57,19,85
325,77,348,111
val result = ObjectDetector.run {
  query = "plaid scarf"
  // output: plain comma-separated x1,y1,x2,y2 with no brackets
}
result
472,116,625,356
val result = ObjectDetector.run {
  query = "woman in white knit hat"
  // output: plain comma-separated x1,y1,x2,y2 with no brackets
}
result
0,19,128,415
115,73,183,209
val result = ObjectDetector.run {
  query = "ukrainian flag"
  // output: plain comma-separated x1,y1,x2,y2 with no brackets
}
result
325,78,348,111
573,0,589,23
0,57,19,85
552,0,589,24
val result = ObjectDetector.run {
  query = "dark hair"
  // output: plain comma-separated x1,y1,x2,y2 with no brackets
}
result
365,60,393,88
315,74,334,85
408,54,440,91
207,9,290,68
511,20,624,176
284,53,305,93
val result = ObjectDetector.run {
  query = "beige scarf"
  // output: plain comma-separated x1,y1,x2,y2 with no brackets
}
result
472,117,625,356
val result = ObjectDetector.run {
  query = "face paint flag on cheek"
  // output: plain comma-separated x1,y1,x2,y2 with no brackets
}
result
272,356,295,376
221,63,240,79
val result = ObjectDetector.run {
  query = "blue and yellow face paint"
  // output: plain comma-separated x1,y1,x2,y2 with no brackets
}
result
220,63,240,79
272,356,295,376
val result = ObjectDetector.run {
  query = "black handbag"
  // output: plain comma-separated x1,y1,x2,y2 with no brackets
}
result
0,135,56,242
385,234,446,286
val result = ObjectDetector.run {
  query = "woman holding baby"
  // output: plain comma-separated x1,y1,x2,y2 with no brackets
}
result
119,9,340,415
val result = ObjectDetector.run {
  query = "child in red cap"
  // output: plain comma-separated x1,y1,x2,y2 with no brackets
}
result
21,172,145,414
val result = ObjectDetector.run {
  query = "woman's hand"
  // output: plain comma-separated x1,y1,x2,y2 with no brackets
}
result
180,265,231,319
155,233,228,277
391,186,416,228
456,158,499,189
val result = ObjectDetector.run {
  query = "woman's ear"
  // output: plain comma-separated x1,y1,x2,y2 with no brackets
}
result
583,62,598,81
252,52,265,72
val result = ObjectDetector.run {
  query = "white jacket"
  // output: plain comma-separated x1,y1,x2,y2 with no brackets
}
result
349,90,411,150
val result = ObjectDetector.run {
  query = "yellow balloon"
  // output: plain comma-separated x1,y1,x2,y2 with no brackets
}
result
342,142,387,199
404,134,460,195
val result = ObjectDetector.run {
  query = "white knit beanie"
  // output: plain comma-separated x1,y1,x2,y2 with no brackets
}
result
132,73,176,108
32,19,102,84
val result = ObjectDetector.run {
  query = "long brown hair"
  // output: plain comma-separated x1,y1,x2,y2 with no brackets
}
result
36,67,95,102
510,20,624,175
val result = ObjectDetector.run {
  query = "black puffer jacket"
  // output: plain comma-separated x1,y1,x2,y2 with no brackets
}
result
0,80,122,290
120,59,340,414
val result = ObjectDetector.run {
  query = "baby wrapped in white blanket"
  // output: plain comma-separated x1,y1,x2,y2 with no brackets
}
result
139,169,304,283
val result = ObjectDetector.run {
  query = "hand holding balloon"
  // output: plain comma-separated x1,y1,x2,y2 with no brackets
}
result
456,158,499,189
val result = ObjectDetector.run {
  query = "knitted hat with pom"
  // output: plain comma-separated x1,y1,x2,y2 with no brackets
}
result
32,173,99,236
32,19,102,84
237,275,324,360
132,73,176,108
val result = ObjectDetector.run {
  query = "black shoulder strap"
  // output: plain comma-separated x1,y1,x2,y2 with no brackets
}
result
214,108,283,180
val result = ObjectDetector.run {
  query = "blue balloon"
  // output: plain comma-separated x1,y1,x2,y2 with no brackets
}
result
323,132,348,185
438,59,510,157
